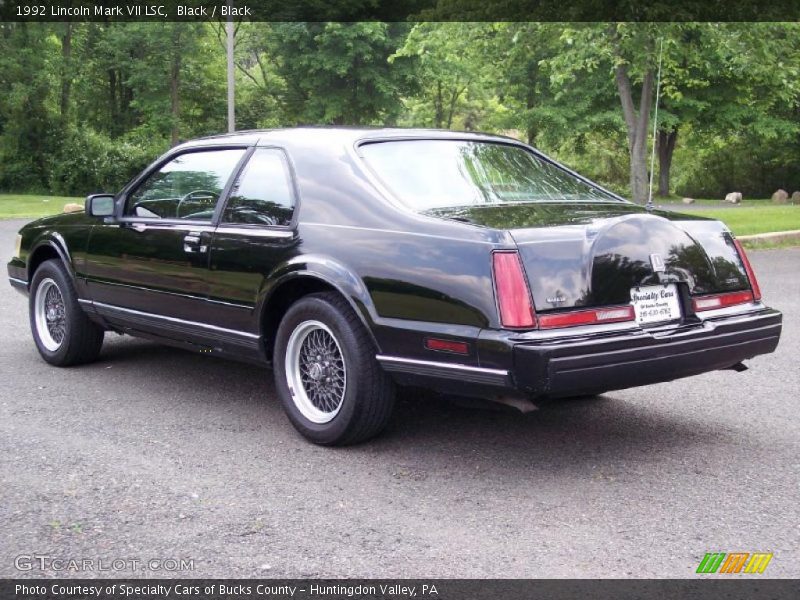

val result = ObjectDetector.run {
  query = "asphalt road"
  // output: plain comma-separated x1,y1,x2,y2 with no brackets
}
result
1,218,798,579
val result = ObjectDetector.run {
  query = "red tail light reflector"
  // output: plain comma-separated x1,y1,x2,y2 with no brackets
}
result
492,251,536,328
733,238,762,301
692,290,754,312
538,305,635,329
424,338,469,355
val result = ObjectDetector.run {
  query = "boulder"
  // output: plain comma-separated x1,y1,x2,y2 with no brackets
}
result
724,192,742,204
771,189,789,203
791,191,800,204
63,203,83,213
681,197,695,205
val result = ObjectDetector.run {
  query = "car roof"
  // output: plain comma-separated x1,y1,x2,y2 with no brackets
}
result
174,127,522,151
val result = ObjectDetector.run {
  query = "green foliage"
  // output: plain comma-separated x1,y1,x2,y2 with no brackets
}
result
265,22,417,125
0,21,798,200
48,128,166,195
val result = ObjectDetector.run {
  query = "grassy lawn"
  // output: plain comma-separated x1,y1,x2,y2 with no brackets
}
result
654,196,772,206
1,193,797,243
0,194,83,219
678,206,800,236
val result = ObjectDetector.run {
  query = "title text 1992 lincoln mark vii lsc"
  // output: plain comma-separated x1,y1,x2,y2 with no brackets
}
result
7,128,782,444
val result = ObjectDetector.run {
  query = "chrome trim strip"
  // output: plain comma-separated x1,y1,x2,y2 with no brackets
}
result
80,279,252,310
696,301,766,320
120,222,216,233
8,276,28,286
116,222,293,239
215,226,294,239
375,354,508,376
86,300,260,339
302,222,495,245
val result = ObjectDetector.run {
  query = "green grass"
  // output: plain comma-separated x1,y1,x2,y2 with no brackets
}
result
679,206,800,236
652,195,775,206
1,193,798,244
0,194,83,219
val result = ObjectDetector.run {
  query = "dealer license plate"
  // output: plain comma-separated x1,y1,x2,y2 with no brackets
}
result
630,284,682,325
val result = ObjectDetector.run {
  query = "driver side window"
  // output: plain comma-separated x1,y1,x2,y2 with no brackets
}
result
125,149,245,221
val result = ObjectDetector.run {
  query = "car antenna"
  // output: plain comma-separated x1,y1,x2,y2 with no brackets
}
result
646,38,664,212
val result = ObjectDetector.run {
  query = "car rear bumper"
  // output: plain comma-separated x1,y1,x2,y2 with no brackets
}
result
378,305,782,400
512,307,781,398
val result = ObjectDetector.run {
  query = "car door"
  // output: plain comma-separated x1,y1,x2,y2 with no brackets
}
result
205,147,300,335
83,146,248,326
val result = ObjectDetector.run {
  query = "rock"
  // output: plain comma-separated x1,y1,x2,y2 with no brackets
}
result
724,192,742,204
63,202,83,213
682,197,695,205
791,191,800,204
771,189,789,203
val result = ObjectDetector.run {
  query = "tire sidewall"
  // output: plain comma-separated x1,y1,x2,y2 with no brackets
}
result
29,260,75,364
274,296,366,444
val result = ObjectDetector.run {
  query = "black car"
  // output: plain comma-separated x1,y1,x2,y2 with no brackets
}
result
7,128,782,444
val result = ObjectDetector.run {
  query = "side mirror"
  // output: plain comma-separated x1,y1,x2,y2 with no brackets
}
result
85,194,116,218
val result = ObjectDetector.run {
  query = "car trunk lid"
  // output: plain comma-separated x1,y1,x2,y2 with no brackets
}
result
425,202,752,313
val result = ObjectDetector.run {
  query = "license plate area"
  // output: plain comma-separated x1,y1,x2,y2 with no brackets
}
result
630,283,682,326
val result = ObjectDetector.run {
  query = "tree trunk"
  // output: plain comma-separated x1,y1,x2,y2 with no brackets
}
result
657,128,678,197
169,29,182,146
614,63,654,204
108,69,117,129
59,23,73,129
434,81,444,129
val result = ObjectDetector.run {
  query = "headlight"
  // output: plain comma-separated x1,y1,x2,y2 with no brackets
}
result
13,234,22,258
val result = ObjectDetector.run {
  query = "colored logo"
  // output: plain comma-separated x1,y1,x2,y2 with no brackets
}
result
696,552,773,574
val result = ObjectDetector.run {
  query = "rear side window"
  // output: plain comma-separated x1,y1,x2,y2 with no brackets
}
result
359,140,618,211
222,149,295,227
126,149,245,220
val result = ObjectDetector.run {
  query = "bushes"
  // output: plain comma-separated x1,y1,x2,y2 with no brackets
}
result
673,135,800,199
47,128,167,196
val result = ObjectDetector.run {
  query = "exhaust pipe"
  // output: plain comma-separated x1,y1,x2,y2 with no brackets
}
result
725,362,748,372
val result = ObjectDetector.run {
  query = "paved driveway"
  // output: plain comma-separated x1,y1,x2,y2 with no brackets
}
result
1,218,798,578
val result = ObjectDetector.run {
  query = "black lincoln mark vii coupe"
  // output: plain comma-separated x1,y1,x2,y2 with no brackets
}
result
8,128,782,444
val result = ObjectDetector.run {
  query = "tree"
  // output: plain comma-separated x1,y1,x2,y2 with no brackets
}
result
392,22,497,130
265,22,416,125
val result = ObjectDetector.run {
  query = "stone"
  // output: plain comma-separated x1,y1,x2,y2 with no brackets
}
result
682,197,695,204
771,189,789,204
724,192,742,204
63,202,83,213
790,191,800,204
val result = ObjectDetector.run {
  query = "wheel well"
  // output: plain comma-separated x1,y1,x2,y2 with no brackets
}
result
261,277,340,362
28,244,62,281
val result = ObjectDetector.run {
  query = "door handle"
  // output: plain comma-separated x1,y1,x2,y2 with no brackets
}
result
183,233,207,254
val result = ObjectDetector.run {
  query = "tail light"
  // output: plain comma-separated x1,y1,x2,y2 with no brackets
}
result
693,290,754,312
538,305,635,329
733,238,762,301
492,251,536,328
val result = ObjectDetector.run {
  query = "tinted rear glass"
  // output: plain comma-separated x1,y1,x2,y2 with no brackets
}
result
360,140,618,210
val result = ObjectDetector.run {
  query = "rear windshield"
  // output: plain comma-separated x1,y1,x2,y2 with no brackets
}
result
359,139,619,210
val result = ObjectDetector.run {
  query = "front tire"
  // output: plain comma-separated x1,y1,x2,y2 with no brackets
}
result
29,259,104,366
274,292,395,445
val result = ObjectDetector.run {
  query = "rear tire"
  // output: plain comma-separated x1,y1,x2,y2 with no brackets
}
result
29,259,104,366
274,292,395,445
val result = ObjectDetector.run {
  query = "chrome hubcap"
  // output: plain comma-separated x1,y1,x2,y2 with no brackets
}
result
34,278,66,352
285,320,346,424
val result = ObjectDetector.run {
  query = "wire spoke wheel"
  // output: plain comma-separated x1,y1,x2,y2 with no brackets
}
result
285,320,347,424
34,278,67,352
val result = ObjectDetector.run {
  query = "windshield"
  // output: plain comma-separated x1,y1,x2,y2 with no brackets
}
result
359,139,619,210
